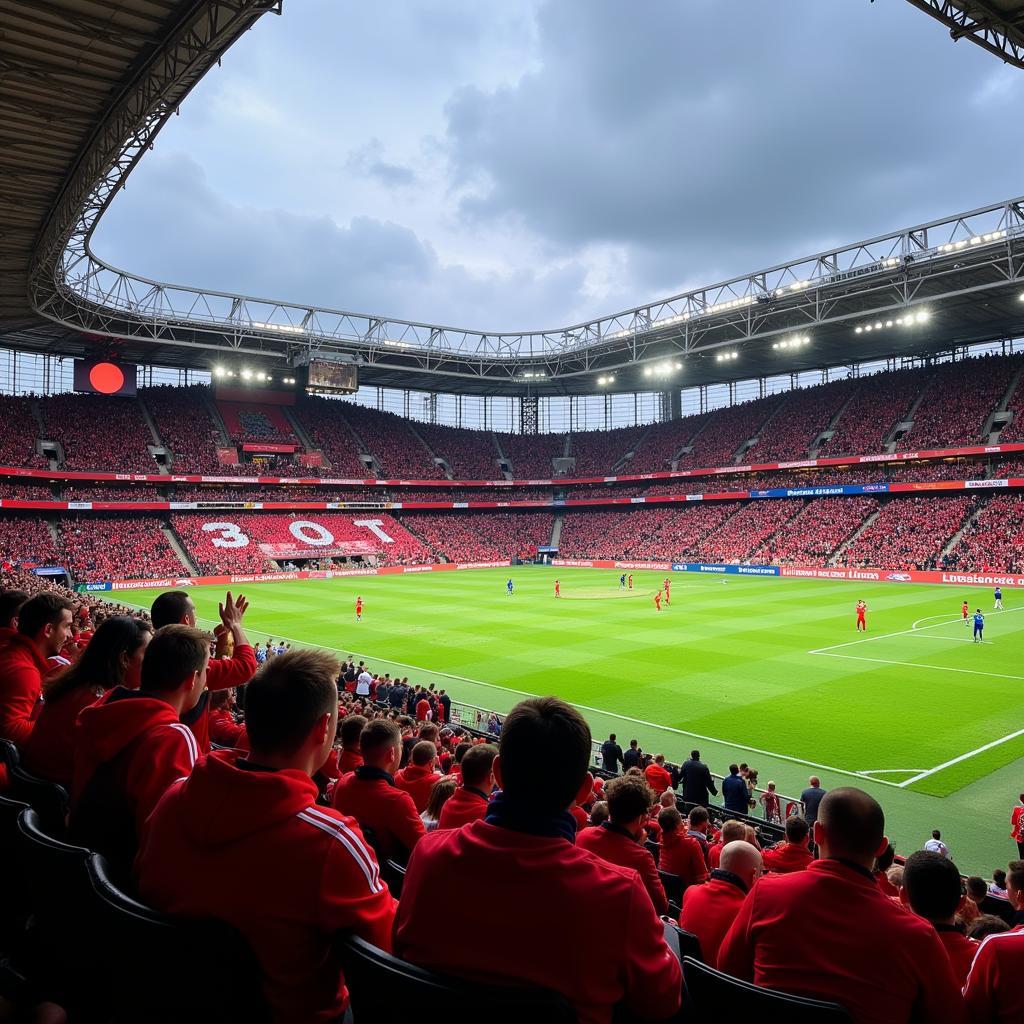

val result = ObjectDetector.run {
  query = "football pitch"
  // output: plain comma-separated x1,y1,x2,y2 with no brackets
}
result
116,567,1024,873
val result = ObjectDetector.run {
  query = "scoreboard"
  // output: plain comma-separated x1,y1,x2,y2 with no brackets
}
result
73,359,137,396
306,360,358,394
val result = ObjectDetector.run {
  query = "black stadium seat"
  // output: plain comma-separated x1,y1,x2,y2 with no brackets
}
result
336,934,577,1024
0,737,18,774
8,764,68,839
658,869,683,908
0,793,30,950
682,957,854,1022
382,858,407,898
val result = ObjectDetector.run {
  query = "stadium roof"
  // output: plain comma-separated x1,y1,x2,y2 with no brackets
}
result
1,1,1023,398
904,0,1024,69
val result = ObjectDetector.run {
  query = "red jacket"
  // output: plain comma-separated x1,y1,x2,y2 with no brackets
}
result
394,763,441,814
660,829,709,888
644,763,672,794
136,750,396,1023
0,633,49,746
208,707,246,748
576,823,668,916
415,698,430,722
437,785,490,831
331,766,425,862
339,748,363,775
963,930,1024,1023
718,858,967,1024
762,840,813,874
394,819,681,1024
21,684,104,785
679,870,748,965
70,687,199,875
0,625,16,653
182,645,258,753
1011,805,1024,842
933,925,977,988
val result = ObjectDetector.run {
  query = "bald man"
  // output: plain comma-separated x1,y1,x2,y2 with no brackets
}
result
718,787,966,1024
679,840,762,965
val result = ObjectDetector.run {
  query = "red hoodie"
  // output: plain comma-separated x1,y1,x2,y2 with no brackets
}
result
437,785,489,831
576,823,669,916
0,633,50,746
331,766,425,861
22,684,105,785
762,840,814,874
136,751,395,1023
70,687,199,877
208,707,246,748
394,763,441,813
181,646,258,753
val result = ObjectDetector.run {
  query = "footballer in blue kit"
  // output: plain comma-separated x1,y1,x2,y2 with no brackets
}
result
994,586,1003,610
507,578,514,595
973,609,985,643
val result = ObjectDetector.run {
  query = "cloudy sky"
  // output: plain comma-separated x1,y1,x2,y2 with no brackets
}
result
92,0,1024,333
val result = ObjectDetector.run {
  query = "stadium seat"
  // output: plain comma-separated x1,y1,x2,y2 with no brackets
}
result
382,858,407,898
658,870,684,908
82,853,270,1023
681,957,853,1022
0,737,18,774
336,934,577,1024
8,765,68,839
0,794,30,950
644,839,660,865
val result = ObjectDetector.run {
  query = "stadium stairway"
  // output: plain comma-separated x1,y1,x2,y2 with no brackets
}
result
163,524,200,575
827,506,882,566
939,498,985,565
549,515,564,550
203,396,232,448
733,396,787,464
407,422,453,479
609,423,653,474
884,370,936,450
283,406,316,452
808,384,862,458
986,362,1024,442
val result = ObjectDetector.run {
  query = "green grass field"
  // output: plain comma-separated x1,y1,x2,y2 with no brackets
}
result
116,567,1024,874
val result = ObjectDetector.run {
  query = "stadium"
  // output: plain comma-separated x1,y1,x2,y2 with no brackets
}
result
2,1,1024,1021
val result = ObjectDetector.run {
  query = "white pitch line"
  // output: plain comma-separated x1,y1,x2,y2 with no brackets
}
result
858,768,929,775
898,727,1024,787
906,634,992,644
812,651,1024,682
153,608,908,791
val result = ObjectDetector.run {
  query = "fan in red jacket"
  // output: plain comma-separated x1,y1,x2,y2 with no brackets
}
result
708,820,747,869
22,616,151,785
718,788,967,1024
0,589,28,656
679,840,763,965
395,697,681,1024
900,849,978,988
136,647,396,1024
0,592,74,749
207,688,246,748
1012,795,1024,859
657,807,709,889
577,774,669,916
332,719,425,862
70,625,208,881
437,743,497,830
963,929,1024,1023
394,740,441,813
762,815,814,874
337,714,366,774
150,590,258,752
643,755,672,795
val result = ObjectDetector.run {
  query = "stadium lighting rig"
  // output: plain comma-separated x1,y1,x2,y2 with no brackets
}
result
641,360,683,379
772,334,811,351
938,231,1006,252
596,374,616,386
854,310,929,334
212,365,297,385
715,350,739,363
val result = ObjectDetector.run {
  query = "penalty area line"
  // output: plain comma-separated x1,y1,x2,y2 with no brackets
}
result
810,651,1024,682
898,727,1024,788
174,611,909,792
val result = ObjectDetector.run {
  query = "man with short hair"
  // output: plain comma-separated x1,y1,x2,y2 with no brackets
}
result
395,741,441,813
722,763,748,816
577,774,668,915
924,829,950,858
680,749,717,807
644,753,672,794
338,714,366,774
150,590,257,752
687,805,712,867
622,738,641,772
709,820,746,870
762,816,813,874
658,806,708,889
965,875,1015,925
680,840,762,966
71,625,209,878
718,788,966,1023
331,718,425,861
0,592,74,746
902,850,977,986
601,733,624,774
800,776,827,829
437,743,497,829
395,697,681,1023
136,649,395,1023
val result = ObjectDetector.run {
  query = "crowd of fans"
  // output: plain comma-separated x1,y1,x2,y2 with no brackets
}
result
141,384,227,474
751,377,859,462
751,496,880,565
1,573,1021,1023
413,421,500,479
569,425,647,476
845,496,975,571
0,396,48,468
216,402,299,446
945,494,1024,574
497,430,567,478
402,512,553,562
820,367,923,457
0,483,57,500
689,499,805,563
896,355,1020,452
341,404,446,479
60,486,164,501
38,393,154,473
0,516,63,566
678,395,786,469
58,515,185,580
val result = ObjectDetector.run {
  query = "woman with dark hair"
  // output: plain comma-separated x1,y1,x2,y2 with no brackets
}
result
22,615,152,785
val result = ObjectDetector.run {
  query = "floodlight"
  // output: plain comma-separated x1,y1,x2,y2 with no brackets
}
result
915,310,928,322
241,369,253,380
213,366,226,378
855,326,863,334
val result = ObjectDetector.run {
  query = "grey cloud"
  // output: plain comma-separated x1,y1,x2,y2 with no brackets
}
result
346,139,418,189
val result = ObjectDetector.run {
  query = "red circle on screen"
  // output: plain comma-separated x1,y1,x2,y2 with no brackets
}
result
89,362,125,394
